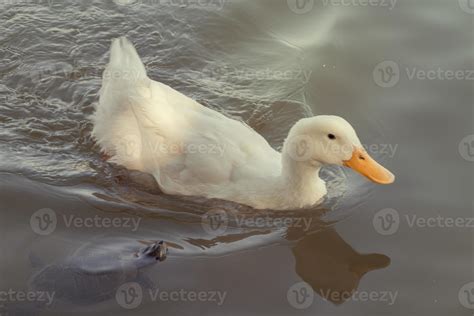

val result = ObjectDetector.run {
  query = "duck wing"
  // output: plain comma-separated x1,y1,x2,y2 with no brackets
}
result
92,37,281,198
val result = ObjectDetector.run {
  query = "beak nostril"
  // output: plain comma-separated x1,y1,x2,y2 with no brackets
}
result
359,156,366,161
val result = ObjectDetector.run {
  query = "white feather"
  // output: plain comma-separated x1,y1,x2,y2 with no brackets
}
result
91,37,390,210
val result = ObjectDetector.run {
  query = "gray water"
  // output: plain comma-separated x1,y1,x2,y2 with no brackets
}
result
0,0,472,315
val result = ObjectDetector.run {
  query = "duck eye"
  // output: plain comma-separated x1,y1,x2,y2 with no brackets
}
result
328,134,336,140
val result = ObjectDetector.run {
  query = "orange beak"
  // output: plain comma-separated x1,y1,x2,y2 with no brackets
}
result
343,147,395,184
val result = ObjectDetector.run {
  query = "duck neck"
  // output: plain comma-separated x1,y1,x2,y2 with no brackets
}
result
279,152,327,205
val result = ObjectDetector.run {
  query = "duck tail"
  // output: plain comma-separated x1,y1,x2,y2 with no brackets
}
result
92,37,150,161
103,37,148,86
97,36,149,115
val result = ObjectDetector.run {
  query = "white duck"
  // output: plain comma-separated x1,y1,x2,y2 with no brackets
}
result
91,37,394,210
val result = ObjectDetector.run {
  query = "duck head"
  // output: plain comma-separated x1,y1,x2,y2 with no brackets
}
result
283,116,395,184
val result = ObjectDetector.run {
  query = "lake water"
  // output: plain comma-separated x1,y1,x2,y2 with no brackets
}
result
0,0,472,315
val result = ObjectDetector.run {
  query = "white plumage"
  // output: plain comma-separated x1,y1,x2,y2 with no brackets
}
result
91,37,394,210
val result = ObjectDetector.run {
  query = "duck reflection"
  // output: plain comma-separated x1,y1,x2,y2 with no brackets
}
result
182,206,390,306
289,228,390,305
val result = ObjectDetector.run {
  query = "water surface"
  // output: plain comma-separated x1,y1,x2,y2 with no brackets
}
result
0,0,472,315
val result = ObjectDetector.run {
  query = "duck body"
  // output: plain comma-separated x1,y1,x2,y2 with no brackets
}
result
92,38,394,210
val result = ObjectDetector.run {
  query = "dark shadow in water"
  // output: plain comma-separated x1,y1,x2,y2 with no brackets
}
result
289,227,390,305
177,212,391,306
161,201,391,306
